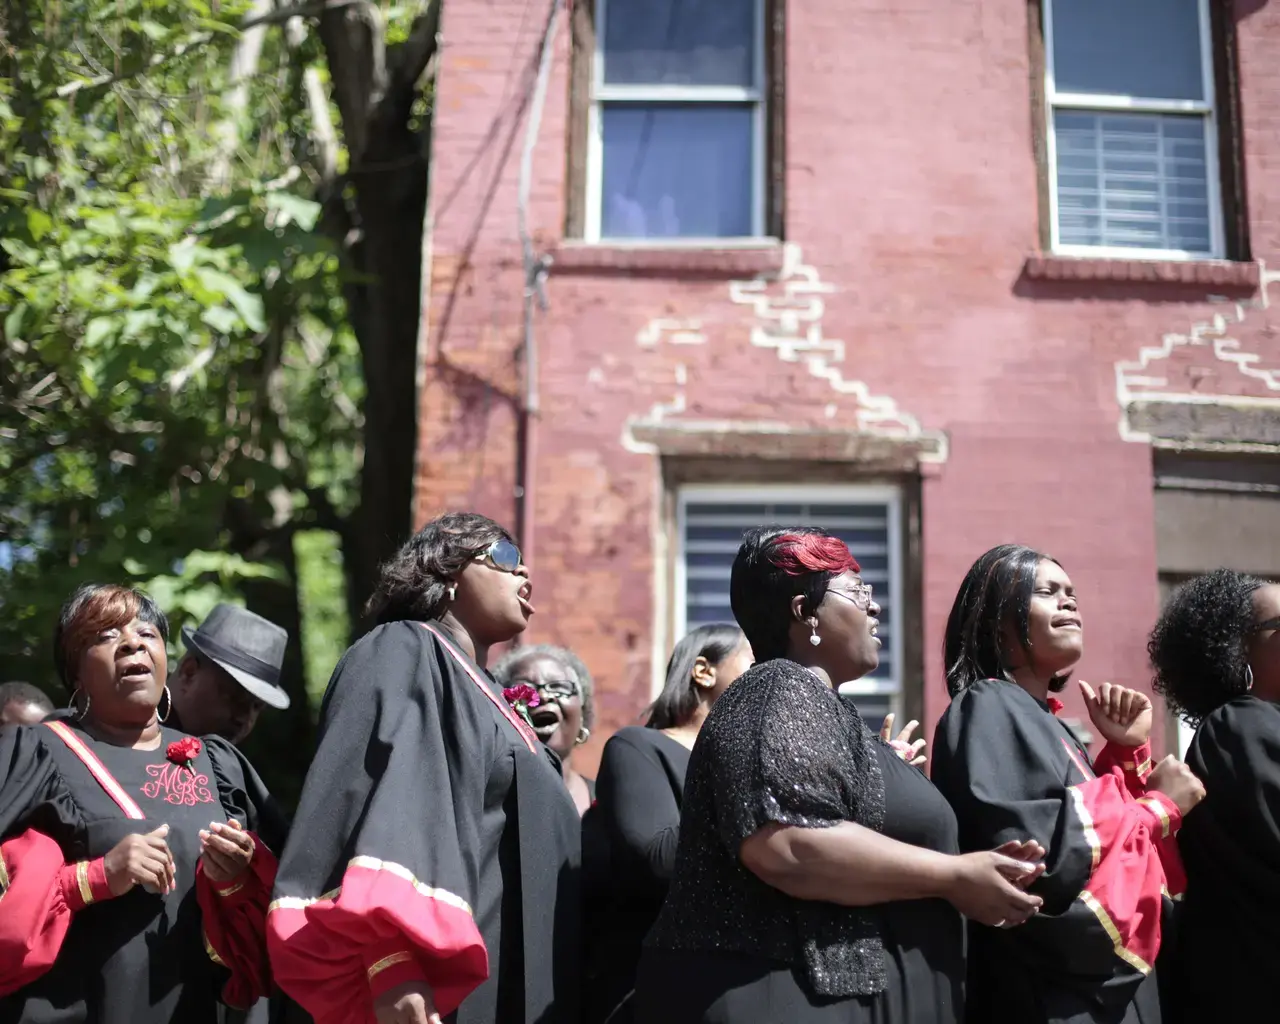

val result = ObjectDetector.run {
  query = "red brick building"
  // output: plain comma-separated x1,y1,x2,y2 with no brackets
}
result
417,0,1280,771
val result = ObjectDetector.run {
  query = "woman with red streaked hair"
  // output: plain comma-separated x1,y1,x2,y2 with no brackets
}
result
633,527,1047,1024
0,583,285,1024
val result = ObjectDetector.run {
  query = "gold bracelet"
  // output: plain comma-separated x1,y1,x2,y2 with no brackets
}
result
367,951,413,981
76,861,95,906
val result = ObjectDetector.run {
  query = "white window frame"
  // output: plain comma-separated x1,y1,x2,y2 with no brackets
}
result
671,484,905,713
1043,0,1225,261
585,0,769,244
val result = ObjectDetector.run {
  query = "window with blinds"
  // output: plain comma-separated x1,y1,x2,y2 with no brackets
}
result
676,486,903,725
1044,0,1223,259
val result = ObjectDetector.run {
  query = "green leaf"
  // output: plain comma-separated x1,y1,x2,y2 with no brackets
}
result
201,305,238,333
85,316,116,347
265,192,322,232
4,302,26,340
26,209,52,242
194,267,265,332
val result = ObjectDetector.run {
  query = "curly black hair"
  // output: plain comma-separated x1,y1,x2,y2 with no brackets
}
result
1148,569,1265,725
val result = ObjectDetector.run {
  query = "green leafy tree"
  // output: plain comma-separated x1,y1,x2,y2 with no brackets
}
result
0,0,439,801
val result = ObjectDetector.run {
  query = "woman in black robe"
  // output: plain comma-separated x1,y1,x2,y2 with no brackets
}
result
1147,569,1280,1023
0,584,284,1024
932,545,1204,1024
634,527,1047,1024
583,623,752,1024
265,512,580,1024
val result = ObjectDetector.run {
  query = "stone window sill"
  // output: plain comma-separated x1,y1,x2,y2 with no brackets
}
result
550,240,785,278
1023,254,1260,291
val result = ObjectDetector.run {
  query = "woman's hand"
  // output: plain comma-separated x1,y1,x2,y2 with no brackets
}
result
374,981,441,1024
198,819,255,884
880,713,927,767
1078,680,1153,747
104,824,175,896
1148,755,1206,817
943,845,1045,928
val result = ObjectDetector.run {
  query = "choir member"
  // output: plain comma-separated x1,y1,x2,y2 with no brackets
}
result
634,527,1046,1024
584,623,751,1024
266,512,580,1024
0,584,283,1023
932,544,1203,1024
493,643,596,814
1148,569,1280,1022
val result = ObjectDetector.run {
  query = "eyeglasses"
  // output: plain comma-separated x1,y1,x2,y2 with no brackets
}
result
825,580,874,611
511,677,580,700
474,537,522,574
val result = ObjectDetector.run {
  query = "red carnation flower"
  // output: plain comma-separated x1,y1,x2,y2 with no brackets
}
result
502,683,541,709
502,684,541,730
166,737,202,772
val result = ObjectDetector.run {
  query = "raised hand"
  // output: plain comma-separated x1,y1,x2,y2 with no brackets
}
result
880,713,927,767
198,818,255,884
1078,680,1153,747
104,824,176,896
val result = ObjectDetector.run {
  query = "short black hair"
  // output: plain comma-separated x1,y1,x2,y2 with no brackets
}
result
1149,569,1265,725
492,643,596,729
366,512,515,625
0,681,55,715
54,584,169,692
944,544,1064,697
730,526,848,663
645,623,745,730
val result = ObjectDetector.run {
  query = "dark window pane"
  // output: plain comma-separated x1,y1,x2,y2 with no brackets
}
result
601,104,754,239
1051,0,1204,101
603,0,756,87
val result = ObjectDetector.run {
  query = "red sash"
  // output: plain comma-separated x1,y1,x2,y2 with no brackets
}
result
44,720,146,819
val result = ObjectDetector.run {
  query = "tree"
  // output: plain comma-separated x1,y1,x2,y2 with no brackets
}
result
0,0,439,800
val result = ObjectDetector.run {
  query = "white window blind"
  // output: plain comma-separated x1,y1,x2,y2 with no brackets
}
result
587,0,766,241
677,486,903,725
1045,0,1222,259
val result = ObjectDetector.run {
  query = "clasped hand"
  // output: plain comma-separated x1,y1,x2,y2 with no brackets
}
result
198,818,255,884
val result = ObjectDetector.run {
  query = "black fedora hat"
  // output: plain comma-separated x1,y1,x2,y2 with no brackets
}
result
180,604,290,710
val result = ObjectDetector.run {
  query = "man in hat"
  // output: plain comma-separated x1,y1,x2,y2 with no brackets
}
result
169,603,291,745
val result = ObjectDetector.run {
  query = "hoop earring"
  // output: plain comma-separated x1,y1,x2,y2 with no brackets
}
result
576,726,591,746
158,686,172,724
809,621,821,647
1245,664,1255,692
71,689,91,720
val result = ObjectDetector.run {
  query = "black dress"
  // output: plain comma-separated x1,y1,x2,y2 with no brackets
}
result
932,680,1176,1024
583,727,692,1024
0,720,284,1024
634,660,963,1024
1166,696,1280,1022
265,621,581,1024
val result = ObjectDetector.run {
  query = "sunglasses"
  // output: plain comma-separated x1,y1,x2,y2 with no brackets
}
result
1249,616,1280,635
474,537,522,574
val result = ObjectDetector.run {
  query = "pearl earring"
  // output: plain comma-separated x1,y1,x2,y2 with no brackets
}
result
809,622,821,647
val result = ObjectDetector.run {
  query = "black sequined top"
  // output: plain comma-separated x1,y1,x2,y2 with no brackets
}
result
645,658,891,998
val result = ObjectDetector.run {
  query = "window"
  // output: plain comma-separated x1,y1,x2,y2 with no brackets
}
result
1044,0,1223,259
585,0,767,242
675,486,904,724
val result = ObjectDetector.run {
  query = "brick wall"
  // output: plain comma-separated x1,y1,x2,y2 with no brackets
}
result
419,0,1280,774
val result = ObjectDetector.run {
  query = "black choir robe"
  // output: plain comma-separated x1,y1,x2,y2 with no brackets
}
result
1166,696,1280,1022
266,620,581,1024
0,721,284,1024
932,680,1183,1024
